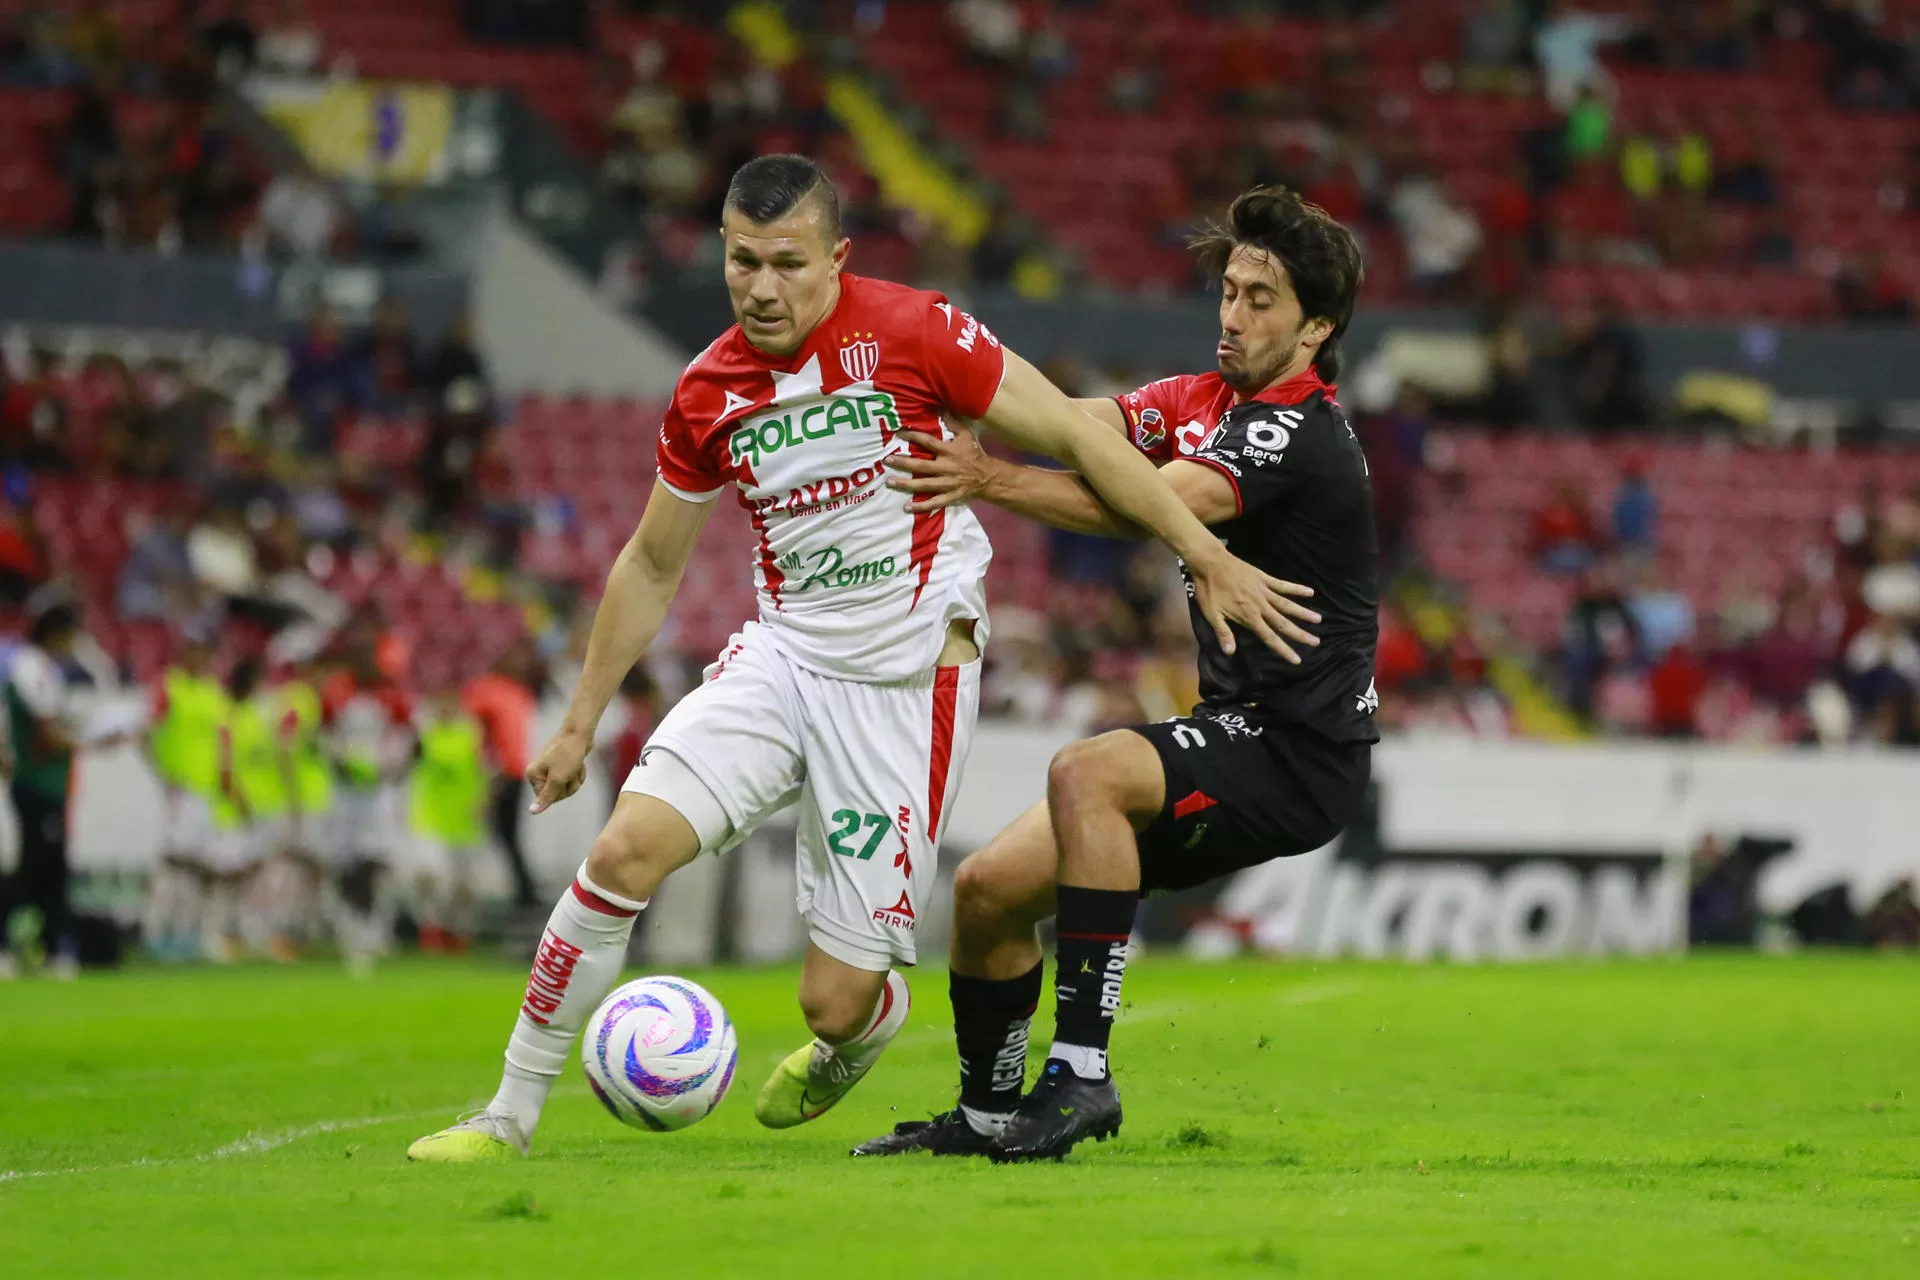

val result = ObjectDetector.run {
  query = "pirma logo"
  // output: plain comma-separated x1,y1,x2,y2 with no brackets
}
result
840,332,880,383
873,890,916,930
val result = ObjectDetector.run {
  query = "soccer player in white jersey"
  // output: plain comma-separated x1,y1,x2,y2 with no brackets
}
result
408,156,1317,1160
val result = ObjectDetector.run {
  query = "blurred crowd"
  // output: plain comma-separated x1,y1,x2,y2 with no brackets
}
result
0,0,342,256
587,4,919,305
929,0,1920,315
0,295,679,975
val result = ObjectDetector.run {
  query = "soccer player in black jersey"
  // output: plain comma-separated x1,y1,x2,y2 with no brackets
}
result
858,186,1376,1162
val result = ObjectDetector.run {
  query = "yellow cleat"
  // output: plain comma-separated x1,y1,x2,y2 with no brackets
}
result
406,1112,529,1162
756,973,911,1130
755,1042,857,1130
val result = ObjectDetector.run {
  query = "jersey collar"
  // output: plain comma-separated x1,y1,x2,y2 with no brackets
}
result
1246,366,1335,407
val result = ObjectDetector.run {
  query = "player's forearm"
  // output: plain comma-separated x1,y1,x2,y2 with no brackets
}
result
557,544,681,740
1055,418,1222,565
981,459,1145,539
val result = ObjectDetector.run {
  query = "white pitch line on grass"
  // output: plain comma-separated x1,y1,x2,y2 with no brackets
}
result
0,1083,595,1185
0,1106,449,1185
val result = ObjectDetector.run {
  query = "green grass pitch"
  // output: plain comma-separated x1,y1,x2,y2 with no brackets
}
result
2,953,1914,1278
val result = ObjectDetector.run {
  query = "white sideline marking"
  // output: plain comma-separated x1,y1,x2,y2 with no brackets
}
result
0,1106,448,1185
0,1084,593,1185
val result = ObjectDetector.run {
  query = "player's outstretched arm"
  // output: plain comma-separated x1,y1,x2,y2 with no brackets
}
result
972,352,1316,659
887,428,1320,654
527,480,713,813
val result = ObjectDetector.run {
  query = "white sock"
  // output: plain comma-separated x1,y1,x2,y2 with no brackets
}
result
818,970,911,1071
960,1104,1012,1137
1048,1041,1109,1081
144,866,199,948
490,864,646,1133
201,881,239,948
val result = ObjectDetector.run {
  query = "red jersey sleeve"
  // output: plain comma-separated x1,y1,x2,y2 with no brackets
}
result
1114,375,1214,463
654,384,728,501
920,298,1006,421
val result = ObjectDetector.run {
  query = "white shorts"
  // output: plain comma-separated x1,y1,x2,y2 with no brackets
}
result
203,815,292,875
403,835,481,885
623,621,981,971
325,787,398,865
160,788,213,859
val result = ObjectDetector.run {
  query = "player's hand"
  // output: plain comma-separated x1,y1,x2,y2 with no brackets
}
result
1186,545,1322,664
526,728,592,814
884,427,995,513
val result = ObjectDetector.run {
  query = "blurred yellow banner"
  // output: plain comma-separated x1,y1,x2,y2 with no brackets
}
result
259,80,454,184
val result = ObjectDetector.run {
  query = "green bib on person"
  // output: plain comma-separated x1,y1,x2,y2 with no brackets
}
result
410,716,487,846
150,669,230,797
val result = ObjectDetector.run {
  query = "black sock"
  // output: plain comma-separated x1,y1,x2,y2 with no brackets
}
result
951,963,1042,1117
1049,885,1139,1079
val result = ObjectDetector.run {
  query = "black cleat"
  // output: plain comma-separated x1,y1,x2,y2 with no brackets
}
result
850,1109,996,1158
988,1060,1122,1163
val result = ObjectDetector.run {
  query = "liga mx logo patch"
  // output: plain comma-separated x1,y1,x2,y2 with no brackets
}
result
839,331,880,383
1133,407,1166,450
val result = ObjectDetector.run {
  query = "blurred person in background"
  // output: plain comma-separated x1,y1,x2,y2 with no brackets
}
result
594,662,660,813
141,637,228,960
1536,8,1634,109
0,349,76,472
1624,557,1694,659
418,378,494,535
462,636,544,907
321,632,416,971
424,314,489,404
204,656,292,963
1611,456,1659,553
268,654,333,954
0,502,50,606
1563,557,1645,720
1530,475,1603,574
1389,173,1483,299
285,305,356,453
0,602,86,979
255,158,338,261
117,507,199,623
404,688,490,955
353,296,422,415
1560,303,1650,430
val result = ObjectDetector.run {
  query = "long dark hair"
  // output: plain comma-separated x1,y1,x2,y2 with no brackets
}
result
1189,185,1364,379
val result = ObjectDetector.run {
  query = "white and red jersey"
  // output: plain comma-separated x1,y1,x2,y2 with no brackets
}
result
656,273,1003,681
320,671,415,783
1113,366,1337,462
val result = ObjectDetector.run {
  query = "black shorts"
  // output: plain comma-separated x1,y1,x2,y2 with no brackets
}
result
1129,707,1371,894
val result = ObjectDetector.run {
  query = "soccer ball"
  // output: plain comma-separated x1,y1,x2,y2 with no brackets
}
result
581,976,739,1131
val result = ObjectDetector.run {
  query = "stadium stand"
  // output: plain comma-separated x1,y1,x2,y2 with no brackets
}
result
856,0,1920,314
1,0,1917,750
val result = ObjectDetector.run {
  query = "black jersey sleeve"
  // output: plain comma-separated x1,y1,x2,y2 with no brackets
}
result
1188,404,1326,517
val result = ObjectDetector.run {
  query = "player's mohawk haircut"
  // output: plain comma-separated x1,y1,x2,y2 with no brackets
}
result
724,154,843,243
1190,185,1364,380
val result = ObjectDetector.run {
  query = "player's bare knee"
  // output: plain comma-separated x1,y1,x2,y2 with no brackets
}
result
1046,734,1127,813
951,854,996,924
952,855,1032,939
584,825,652,899
801,983,876,1043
